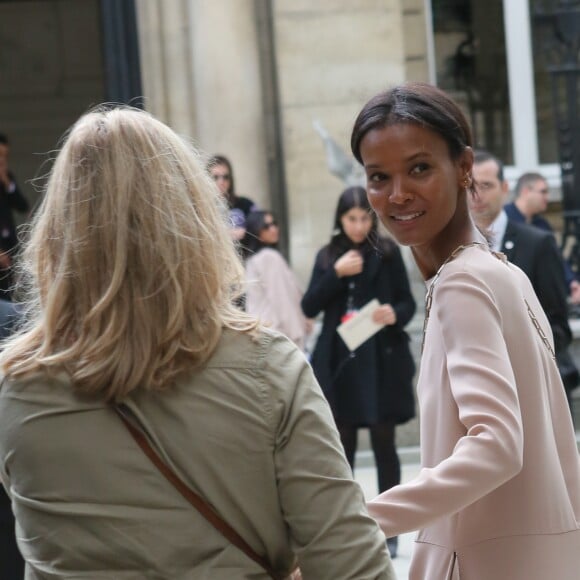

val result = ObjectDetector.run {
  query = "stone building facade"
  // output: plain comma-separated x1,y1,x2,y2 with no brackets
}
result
136,0,431,282
0,0,566,283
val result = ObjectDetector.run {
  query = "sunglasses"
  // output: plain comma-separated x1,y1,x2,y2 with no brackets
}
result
262,220,278,230
212,173,231,181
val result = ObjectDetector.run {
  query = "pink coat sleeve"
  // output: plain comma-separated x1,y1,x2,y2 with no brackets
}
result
368,270,524,535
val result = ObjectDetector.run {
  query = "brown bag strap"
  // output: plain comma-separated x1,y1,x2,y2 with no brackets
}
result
112,403,282,580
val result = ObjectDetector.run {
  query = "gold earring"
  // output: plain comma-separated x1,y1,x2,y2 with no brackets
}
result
462,175,471,188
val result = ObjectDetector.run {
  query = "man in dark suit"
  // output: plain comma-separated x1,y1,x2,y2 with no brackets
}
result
505,170,580,301
469,150,577,413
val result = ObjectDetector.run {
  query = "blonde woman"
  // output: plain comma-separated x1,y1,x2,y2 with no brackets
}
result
0,108,394,579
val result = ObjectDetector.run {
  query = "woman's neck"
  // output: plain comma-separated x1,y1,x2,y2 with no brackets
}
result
412,214,485,280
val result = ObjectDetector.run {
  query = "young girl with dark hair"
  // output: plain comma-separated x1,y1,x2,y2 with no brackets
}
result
301,186,417,558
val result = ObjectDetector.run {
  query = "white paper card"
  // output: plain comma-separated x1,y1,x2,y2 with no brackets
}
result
337,298,385,351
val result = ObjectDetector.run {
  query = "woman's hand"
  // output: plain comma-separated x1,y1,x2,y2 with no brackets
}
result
372,303,397,326
334,250,363,278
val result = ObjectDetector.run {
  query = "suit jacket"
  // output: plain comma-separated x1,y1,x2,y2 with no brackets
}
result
368,245,580,579
504,202,577,286
504,201,552,232
0,328,394,579
500,220,572,359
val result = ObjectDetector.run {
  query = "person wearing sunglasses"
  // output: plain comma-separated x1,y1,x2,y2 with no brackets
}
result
207,155,257,241
243,211,310,351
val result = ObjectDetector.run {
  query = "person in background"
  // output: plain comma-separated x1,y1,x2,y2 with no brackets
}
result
301,185,416,560
0,134,29,300
0,107,395,579
505,171,580,303
351,81,580,579
504,172,551,231
469,149,578,411
243,210,310,351
207,154,257,241
0,297,24,579
0,299,21,341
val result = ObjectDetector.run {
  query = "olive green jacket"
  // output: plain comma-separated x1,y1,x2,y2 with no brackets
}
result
0,328,395,579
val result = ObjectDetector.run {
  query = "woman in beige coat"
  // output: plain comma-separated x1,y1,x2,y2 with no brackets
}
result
351,82,580,579
0,107,394,579
243,210,310,351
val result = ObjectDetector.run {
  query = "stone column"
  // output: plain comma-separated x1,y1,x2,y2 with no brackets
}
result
272,0,407,282
188,0,269,206
401,0,431,81
135,0,196,136
135,0,269,206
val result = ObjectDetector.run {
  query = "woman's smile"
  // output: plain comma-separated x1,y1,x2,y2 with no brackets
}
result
390,211,425,222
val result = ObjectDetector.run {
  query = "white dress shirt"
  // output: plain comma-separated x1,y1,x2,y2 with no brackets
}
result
489,210,508,252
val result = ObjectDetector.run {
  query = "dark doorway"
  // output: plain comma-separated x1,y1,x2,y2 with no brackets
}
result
0,0,141,208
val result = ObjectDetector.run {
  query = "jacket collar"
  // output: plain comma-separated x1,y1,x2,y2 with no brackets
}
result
501,220,519,260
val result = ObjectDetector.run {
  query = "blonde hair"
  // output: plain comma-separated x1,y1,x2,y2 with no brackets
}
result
1,106,256,400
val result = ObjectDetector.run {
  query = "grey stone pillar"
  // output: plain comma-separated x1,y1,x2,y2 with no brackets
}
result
135,0,269,207
188,0,269,206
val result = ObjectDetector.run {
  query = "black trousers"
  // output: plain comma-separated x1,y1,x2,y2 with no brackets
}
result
0,486,24,578
337,421,401,493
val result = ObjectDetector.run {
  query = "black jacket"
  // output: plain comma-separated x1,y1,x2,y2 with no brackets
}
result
302,241,416,426
501,220,577,390
0,172,29,253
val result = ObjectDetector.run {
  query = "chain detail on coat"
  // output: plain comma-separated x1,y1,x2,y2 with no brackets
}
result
422,242,556,361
